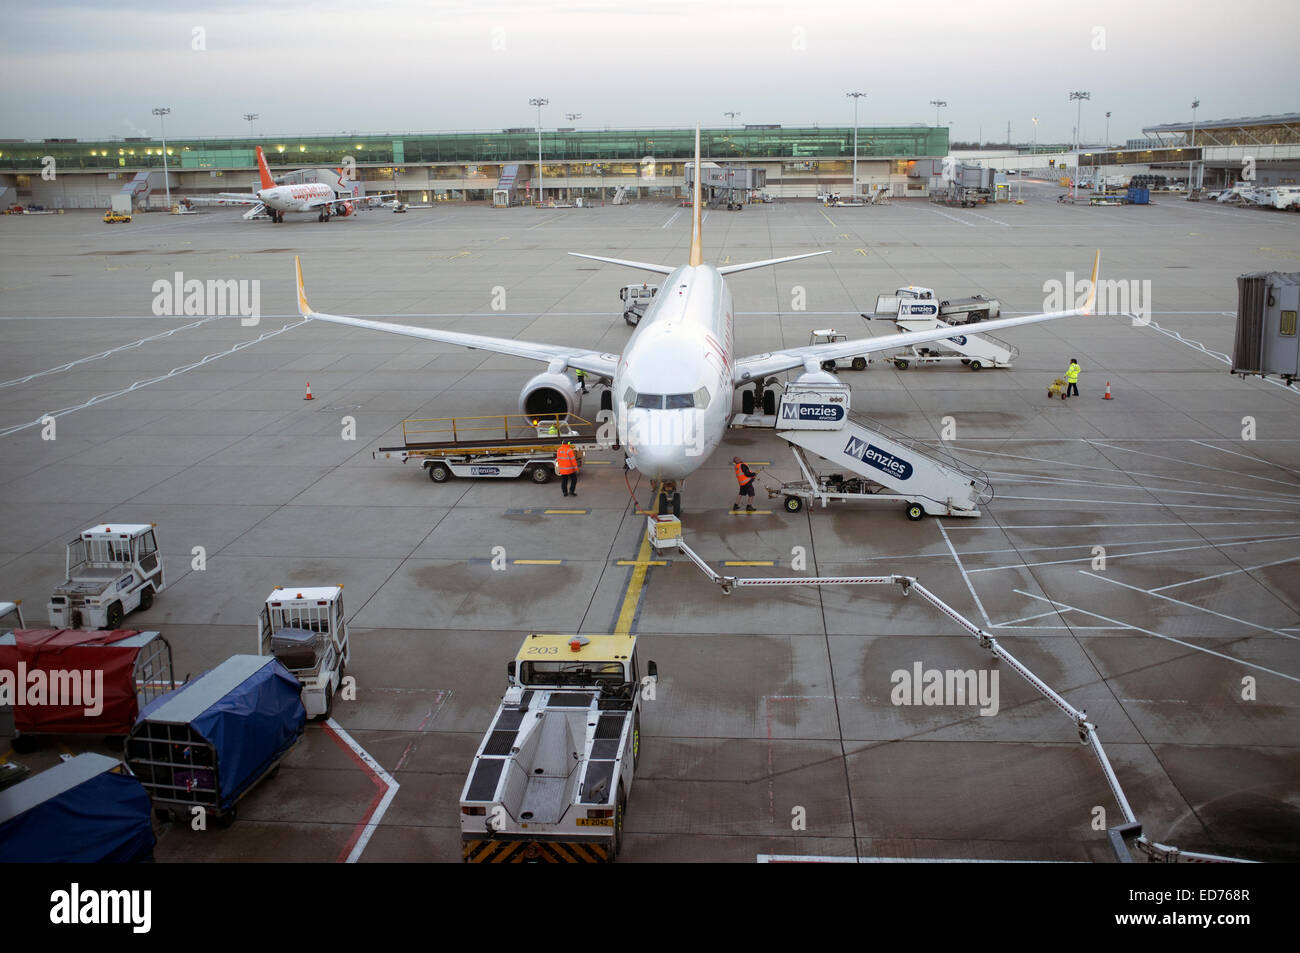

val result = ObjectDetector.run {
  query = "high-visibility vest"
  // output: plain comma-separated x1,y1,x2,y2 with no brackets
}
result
556,444,578,475
1066,362,1080,383
547,424,559,435
734,461,753,486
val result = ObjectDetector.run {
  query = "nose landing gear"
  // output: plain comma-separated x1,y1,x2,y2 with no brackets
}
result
652,480,682,517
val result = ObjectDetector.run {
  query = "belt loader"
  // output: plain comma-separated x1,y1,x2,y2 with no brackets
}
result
460,633,657,862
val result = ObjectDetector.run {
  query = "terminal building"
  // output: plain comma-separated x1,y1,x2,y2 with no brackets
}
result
0,125,948,210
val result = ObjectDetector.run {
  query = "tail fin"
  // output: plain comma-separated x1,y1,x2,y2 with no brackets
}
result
255,146,275,191
689,124,703,266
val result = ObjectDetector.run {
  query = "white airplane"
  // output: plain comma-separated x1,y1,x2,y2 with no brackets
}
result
295,127,1098,515
186,146,392,223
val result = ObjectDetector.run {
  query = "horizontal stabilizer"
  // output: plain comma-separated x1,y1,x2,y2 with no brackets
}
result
567,252,676,275
717,250,831,275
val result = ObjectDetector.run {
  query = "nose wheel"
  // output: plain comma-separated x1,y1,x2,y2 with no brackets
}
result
653,481,682,517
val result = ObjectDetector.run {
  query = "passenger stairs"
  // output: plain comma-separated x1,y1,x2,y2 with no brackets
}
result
768,379,992,517
894,314,1018,369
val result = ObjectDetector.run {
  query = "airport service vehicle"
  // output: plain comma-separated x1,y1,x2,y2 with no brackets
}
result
126,654,305,826
620,282,660,326
374,414,599,484
460,633,657,862
0,600,23,632
257,585,349,720
184,146,393,223
872,286,1001,325
104,195,132,222
296,124,1100,517
0,753,155,862
871,288,1015,370
48,524,165,630
811,330,869,372
763,374,991,519
0,628,174,752
103,210,131,224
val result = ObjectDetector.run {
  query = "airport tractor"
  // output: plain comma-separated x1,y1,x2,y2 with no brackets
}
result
460,633,657,862
257,585,350,720
619,282,660,326
811,330,870,372
870,286,1015,370
48,524,165,629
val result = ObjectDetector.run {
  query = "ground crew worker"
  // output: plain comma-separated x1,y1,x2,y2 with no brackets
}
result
732,456,757,512
574,367,588,394
546,421,559,436
1065,358,1081,399
556,441,579,497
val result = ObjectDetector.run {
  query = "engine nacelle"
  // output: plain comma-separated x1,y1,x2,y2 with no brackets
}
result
337,201,354,217
519,371,583,419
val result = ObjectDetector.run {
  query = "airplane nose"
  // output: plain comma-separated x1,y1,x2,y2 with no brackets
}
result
629,440,682,480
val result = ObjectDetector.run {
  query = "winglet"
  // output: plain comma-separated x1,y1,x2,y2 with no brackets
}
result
688,124,703,267
294,256,313,316
256,146,276,191
1082,250,1100,314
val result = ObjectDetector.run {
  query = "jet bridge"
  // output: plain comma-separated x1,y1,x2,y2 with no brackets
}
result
766,377,992,518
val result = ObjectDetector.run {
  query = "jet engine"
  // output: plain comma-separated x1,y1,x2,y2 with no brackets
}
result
337,201,355,217
519,372,583,418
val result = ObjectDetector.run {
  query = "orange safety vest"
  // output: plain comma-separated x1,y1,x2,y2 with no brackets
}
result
556,444,578,475
734,461,753,486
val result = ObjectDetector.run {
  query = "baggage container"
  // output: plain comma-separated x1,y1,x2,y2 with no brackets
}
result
125,654,305,826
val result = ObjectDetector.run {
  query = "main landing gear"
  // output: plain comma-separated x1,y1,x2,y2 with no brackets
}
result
740,382,777,416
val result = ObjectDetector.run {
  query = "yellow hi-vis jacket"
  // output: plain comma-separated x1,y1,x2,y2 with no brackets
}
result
1066,362,1080,383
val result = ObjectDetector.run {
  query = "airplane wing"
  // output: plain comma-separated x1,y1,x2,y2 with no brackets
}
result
304,192,397,210
734,252,1100,383
184,193,262,206
294,257,620,378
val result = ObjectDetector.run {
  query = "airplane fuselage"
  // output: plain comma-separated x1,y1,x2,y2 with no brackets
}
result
613,263,734,483
259,182,337,213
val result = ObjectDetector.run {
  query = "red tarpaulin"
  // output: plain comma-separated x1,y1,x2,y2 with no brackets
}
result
0,629,143,734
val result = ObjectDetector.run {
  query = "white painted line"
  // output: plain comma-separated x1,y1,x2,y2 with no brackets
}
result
986,476,1300,506
928,208,975,226
1150,555,1300,592
0,315,225,389
661,209,682,229
325,718,400,864
1014,590,1300,684
969,535,1300,575
1079,570,1299,640
992,495,1284,513
1088,440,1300,490
937,520,991,626
962,210,1011,226
1142,319,1300,399
0,317,309,438
947,519,1300,530
1189,439,1300,480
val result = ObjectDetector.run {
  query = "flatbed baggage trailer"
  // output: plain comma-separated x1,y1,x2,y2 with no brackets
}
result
0,628,174,752
0,753,155,862
374,413,602,483
126,654,305,826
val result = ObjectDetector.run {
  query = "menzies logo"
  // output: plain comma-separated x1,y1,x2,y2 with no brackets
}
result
781,401,845,422
903,303,938,317
844,436,913,480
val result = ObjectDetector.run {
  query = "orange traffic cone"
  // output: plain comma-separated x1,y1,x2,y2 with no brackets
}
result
1102,381,1112,400
304,382,314,400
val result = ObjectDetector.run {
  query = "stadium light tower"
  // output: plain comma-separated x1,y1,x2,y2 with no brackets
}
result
243,113,258,136
724,111,740,128
1189,98,1200,192
1069,91,1090,200
847,91,866,199
565,113,581,123
530,97,548,206
930,99,946,129
152,107,171,210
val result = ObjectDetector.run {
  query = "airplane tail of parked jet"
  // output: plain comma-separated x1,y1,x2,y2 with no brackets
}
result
255,146,276,190
568,126,829,276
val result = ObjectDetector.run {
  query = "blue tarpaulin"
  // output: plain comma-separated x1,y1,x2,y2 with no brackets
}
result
0,754,155,862
136,656,305,810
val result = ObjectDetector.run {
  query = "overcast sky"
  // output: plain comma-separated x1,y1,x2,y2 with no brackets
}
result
1,0,1296,146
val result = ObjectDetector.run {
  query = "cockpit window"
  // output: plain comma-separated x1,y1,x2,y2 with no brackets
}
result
665,393,695,410
635,393,665,410
623,387,637,407
694,386,711,410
